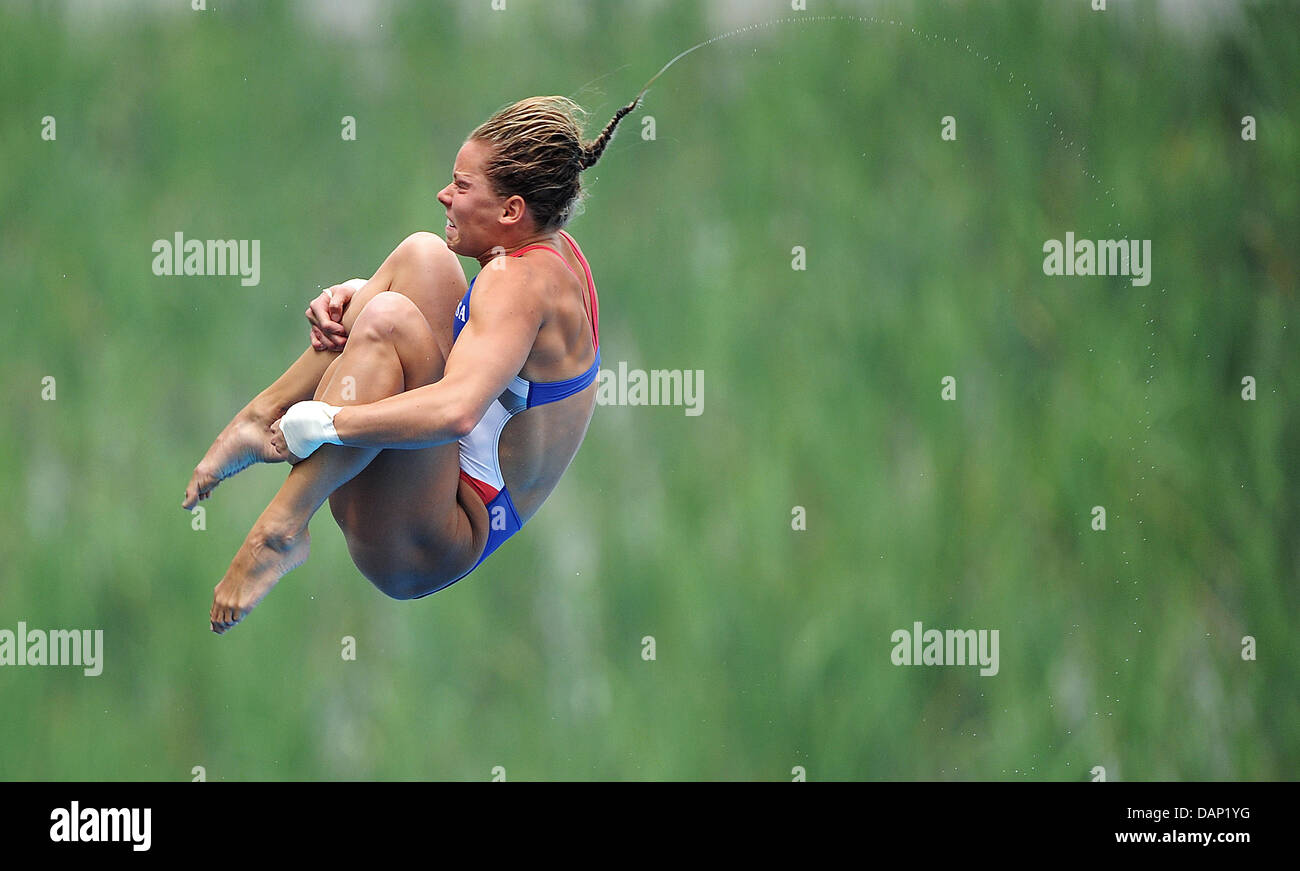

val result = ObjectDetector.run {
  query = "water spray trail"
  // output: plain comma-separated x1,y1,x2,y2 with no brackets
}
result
622,12,1161,653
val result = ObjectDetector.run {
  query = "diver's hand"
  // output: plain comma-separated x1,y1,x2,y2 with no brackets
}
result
307,278,364,351
270,401,344,461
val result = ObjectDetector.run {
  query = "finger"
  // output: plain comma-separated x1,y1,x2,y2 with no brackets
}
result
311,323,337,347
316,326,344,351
307,293,333,327
269,425,288,460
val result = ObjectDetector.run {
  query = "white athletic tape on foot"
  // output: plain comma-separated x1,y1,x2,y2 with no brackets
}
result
280,401,343,458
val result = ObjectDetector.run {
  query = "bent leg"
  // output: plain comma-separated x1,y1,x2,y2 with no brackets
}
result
321,233,492,594
184,232,466,509
209,292,487,633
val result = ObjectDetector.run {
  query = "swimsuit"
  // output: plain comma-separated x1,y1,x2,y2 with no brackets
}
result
418,229,600,596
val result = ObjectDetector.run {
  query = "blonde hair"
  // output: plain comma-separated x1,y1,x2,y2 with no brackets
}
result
469,95,638,231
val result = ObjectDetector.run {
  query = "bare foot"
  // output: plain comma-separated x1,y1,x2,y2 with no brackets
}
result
183,412,283,510
210,526,310,634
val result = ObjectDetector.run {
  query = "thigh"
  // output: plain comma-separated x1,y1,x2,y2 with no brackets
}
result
332,444,490,584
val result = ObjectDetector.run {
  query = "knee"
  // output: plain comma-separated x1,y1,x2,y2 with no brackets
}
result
350,291,421,345
392,231,453,273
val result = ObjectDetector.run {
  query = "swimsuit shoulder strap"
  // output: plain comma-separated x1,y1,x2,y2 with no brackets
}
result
509,244,583,282
558,230,600,348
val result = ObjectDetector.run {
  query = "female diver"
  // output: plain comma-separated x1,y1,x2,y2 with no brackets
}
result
182,95,636,633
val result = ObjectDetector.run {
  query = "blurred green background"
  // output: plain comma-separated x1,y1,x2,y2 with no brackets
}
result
1,0,1295,780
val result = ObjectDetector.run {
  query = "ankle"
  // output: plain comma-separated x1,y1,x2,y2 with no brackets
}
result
251,520,308,553
242,395,287,426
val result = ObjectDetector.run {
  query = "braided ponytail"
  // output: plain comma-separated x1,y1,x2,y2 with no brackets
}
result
469,93,642,230
579,97,640,170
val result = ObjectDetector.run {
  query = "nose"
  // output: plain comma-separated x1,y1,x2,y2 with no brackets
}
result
436,185,452,208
